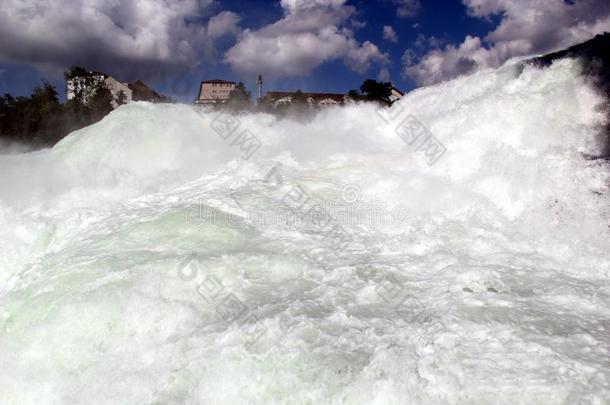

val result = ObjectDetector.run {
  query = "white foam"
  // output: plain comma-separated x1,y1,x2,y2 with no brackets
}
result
0,58,609,404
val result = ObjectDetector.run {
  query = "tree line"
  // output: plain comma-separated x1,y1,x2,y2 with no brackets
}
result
0,66,122,148
1,71,397,149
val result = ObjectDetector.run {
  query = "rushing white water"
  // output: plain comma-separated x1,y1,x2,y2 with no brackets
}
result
1,58,609,404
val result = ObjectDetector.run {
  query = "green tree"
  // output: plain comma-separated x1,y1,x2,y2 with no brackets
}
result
1,72,119,148
90,84,113,121
115,90,128,106
291,90,309,109
224,82,252,113
347,89,361,99
64,65,89,80
360,79,392,103
281,90,314,121
61,68,93,131
0,93,19,140
0,81,65,146
29,81,62,144
62,98,91,134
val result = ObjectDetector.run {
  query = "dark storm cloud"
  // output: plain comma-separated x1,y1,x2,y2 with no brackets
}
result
0,0,240,80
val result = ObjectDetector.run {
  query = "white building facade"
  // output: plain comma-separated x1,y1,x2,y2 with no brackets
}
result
263,92,348,109
195,80,237,106
67,72,133,108
104,76,132,108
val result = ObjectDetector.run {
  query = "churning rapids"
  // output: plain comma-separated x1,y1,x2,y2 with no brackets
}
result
1,58,609,404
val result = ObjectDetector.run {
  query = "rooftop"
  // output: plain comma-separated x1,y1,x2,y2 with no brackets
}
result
201,79,237,85
265,91,347,101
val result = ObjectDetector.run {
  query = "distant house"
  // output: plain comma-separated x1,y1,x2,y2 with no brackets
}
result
195,79,237,106
388,85,404,104
128,80,170,103
66,71,133,108
262,91,350,109
104,76,132,108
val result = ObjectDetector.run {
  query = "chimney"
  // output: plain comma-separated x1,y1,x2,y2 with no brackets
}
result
257,74,263,104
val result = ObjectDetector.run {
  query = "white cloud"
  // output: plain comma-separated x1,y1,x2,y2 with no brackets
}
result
378,67,391,82
383,26,398,43
403,0,610,86
393,0,421,18
351,19,368,29
207,11,242,40
279,0,349,14
345,41,389,73
225,0,388,77
414,34,444,49
0,0,223,80
404,35,486,86
226,27,353,77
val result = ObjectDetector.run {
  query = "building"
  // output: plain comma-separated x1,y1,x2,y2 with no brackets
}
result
128,80,170,103
195,79,237,106
66,71,133,108
262,91,350,109
261,84,404,109
388,85,404,104
104,76,132,108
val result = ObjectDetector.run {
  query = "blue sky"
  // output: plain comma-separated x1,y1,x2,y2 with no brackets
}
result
0,0,608,102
